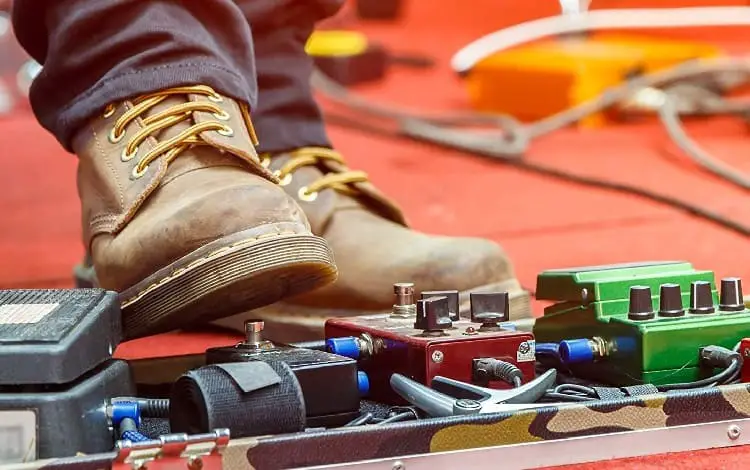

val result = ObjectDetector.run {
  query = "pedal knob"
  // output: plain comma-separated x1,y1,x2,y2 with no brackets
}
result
719,277,745,312
658,283,685,318
689,281,715,314
421,290,459,321
628,286,654,321
415,296,452,333
470,292,509,331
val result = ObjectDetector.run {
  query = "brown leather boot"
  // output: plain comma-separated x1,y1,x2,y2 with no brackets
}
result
210,147,532,342
74,87,337,339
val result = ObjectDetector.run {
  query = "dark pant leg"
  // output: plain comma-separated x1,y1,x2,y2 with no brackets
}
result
235,0,345,153
12,0,259,151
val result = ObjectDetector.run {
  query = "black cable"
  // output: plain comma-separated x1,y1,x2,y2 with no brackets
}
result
377,412,416,425
344,412,374,427
542,391,595,402
656,359,740,391
322,110,750,238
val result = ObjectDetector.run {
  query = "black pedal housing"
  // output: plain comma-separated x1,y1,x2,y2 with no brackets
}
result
206,344,360,427
0,289,135,461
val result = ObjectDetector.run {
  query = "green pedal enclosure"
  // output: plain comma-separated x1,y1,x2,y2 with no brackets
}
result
533,261,750,386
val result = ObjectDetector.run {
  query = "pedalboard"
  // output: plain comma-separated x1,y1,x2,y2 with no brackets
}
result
533,261,750,387
325,283,536,403
205,321,363,428
0,289,135,462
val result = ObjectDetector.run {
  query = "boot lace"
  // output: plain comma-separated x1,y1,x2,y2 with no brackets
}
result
259,147,369,202
103,85,255,179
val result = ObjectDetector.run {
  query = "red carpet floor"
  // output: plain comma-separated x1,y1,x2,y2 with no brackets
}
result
1,0,749,468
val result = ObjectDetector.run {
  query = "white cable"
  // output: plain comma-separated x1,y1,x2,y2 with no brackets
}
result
451,7,750,74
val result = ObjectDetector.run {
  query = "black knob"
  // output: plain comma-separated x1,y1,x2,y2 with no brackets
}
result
719,277,745,312
658,283,684,318
422,290,459,321
689,281,715,314
415,296,452,332
470,292,509,330
628,286,654,321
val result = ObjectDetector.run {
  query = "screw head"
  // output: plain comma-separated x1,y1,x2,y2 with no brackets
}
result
431,350,444,363
728,424,742,440
455,399,482,411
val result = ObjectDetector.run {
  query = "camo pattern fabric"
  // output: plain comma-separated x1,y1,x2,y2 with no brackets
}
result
15,384,750,470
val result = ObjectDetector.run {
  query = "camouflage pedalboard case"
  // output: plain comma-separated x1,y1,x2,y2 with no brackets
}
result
8,383,750,469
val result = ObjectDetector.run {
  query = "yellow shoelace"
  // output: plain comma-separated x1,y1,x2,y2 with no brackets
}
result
259,147,369,201
103,85,256,179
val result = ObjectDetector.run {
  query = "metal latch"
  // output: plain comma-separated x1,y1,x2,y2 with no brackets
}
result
113,429,230,470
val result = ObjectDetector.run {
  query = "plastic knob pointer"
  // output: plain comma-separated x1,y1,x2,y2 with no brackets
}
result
628,286,655,321
719,278,745,312
326,337,361,359
658,283,685,318
689,281,715,314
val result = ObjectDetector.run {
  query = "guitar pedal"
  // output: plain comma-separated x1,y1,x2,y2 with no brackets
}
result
325,284,536,404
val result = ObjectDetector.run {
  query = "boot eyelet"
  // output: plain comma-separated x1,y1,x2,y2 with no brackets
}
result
212,110,230,121
298,187,318,202
108,128,125,144
217,125,234,137
208,94,224,103
278,174,293,186
131,165,149,179
103,105,116,119
121,146,138,162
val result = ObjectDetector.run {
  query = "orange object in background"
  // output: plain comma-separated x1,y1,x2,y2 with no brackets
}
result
463,33,722,127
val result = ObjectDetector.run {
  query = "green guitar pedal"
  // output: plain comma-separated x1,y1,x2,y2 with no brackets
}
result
533,261,749,386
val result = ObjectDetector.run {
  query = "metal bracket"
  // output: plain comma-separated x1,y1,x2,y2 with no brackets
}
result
113,429,230,470
298,418,750,470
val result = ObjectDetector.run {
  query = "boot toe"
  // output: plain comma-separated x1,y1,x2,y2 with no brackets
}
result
412,235,516,292
93,170,311,291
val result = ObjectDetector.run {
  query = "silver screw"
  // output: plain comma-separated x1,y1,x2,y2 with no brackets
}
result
392,461,405,470
431,350,444,363
728,424,741,440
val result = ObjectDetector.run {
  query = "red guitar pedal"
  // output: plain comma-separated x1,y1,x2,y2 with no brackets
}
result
740,338,750,383
325,284,536,404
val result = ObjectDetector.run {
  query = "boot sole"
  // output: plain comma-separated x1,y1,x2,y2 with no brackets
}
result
107,227,336,340
211,279,534,343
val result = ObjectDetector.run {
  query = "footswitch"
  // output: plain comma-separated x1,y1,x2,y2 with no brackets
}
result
0,289,135,462
325,283,536,404
533,261,750,386
205,321,363,427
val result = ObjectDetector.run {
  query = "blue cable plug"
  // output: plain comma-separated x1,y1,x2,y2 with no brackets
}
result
559,339,596,364
110,401,141,428
327,337,361,359
357,370,370,397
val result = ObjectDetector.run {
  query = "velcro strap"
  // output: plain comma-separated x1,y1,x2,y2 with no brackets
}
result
622,384,660,396
591,387,626,400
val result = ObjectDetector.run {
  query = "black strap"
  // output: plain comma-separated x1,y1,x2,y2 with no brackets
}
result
622,384,659,396
591,387,626,400
169,360,306,438
591,383,660,400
